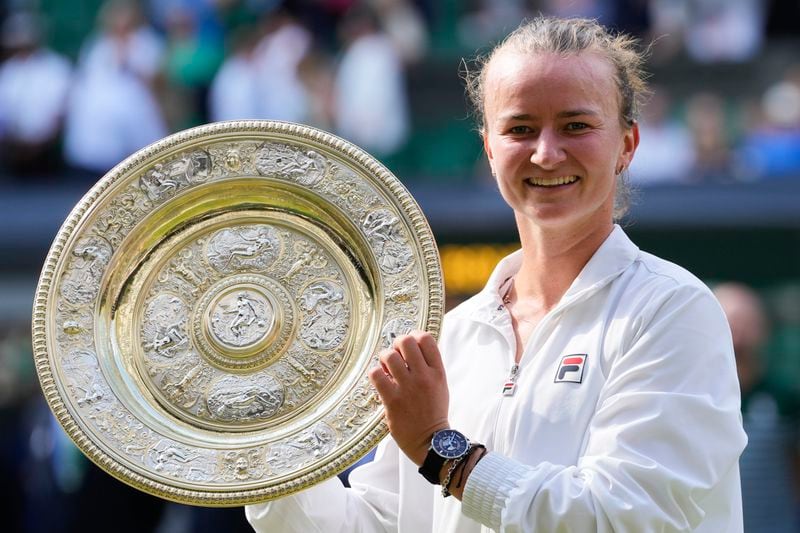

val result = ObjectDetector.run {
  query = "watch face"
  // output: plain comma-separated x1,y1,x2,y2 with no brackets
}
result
431,429,469,459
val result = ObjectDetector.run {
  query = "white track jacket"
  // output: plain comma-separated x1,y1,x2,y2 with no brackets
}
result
246,226,746,532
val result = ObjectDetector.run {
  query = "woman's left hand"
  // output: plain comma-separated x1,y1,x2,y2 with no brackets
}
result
368,331,450,466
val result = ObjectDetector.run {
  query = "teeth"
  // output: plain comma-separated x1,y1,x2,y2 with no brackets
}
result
527,176,579,187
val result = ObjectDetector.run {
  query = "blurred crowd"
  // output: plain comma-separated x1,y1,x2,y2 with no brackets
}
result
0,0,798,184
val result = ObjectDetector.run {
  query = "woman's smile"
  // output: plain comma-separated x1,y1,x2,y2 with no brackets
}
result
523,175,580,188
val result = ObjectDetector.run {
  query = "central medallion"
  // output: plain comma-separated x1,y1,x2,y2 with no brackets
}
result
193,275,295,372
208,288,275,352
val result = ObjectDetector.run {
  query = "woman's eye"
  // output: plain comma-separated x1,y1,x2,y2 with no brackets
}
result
509,125,532,134
565,122,589,131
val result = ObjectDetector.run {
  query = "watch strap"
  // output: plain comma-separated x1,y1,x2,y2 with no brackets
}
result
418,448,447,485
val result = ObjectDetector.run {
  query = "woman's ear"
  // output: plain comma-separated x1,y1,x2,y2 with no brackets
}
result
482,130,495,174
617,121,640,171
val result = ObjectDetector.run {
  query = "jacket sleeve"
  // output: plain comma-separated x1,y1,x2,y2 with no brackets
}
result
246,436,401,533
461,285,747,532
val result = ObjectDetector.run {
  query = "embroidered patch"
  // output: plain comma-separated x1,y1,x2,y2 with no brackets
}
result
554,354,587,383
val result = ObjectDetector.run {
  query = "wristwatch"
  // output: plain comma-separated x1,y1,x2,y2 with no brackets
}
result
418,428,471,485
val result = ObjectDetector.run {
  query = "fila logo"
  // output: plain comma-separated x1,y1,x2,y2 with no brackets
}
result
554,354,587,383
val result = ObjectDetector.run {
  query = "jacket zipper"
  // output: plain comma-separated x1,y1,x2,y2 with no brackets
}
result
502,362,520,396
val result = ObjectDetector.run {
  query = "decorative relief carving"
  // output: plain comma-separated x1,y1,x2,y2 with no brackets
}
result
93,187,148,248
206,374,284,422
385,270,421,315
60,349,164,468
157,356,215,412
208,142,258,178
379,317,417,349
266,422,337,475
219,447,267,482
55,301,94,347
142,294,190,358
139,150,211,204
298,280,349,351
332,383,381,431
60,236,113,304
62,349,109,408
207,225,281,273
210,290,274,348
154,244,213,299
363,209,413,275
146,439,214,481
255,142,327,186
323,167,381,222
286,240,329,279
189,274,295,373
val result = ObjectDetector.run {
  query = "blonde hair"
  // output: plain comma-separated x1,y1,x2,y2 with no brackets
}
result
464,16,649,130
463,16,649,218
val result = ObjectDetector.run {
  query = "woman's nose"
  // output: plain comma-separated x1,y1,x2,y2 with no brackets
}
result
529,128,566,169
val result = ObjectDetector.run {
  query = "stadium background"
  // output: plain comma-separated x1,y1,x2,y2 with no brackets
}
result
0,0,798,531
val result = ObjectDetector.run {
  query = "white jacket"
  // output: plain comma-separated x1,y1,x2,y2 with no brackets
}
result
247,226,746,532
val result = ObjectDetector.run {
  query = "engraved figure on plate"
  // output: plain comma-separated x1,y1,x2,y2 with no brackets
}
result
62,349,108,407
95,189,146,247
362,209,412,274
255,142,327,186
335,384,380,430
380,317,416,348
266,422,337,474
207,225,281,273
206,374,285,422
142,294,190,358
155,244,211,299
286,241,329,279
210,291,273,347
220,448,266,482
327,168,380,214
299,280,348,350
139,150,211,203
60,236,113,304
146,439,213,481
159,358,215,411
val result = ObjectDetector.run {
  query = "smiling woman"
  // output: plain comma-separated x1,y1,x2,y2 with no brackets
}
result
247,16,746,533
480,50,638,236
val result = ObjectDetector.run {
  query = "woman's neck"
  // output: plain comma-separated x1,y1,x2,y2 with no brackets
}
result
513,215,614,310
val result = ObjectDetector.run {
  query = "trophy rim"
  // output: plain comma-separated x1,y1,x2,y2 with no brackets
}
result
31,120,444,506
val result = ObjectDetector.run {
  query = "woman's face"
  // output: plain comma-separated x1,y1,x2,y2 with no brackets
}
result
482,50,638,230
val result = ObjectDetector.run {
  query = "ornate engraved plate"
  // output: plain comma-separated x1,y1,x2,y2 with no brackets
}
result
32,121,443,506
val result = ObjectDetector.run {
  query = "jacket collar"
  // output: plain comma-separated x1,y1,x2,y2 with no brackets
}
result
467,225,640,323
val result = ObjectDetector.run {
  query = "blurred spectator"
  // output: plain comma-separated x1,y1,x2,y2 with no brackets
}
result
682,0,766,63
685,91,735,182
0,11,72,177
297,0,356,49
715,282,800,533
648,0,765,64
456,0,530,50
208,25,262,122
63,0,167,177
647,0,688,63
252,7,314,123
333,5,409,156
367,0,429,64
628,86,695,184
737,65,800,181
161,5,225,129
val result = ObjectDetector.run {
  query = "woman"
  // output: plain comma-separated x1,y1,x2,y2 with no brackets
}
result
247,16,746,532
